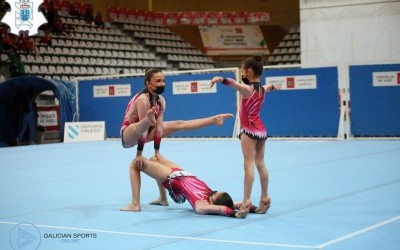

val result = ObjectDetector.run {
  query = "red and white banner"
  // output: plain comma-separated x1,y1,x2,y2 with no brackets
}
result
373,71,400,87
173,80,217,95
110,9,271,26
265,75,317,90
199,25,268,55
93,84,131,98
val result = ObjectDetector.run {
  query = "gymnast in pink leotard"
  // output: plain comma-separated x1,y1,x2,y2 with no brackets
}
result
210,56,279,215
120,68,235,207
121,155,252,218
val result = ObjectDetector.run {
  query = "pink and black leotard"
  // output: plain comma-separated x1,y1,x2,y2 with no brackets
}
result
239,82,268,140
222,78,268,140
162,168,235,217
120,89,165,150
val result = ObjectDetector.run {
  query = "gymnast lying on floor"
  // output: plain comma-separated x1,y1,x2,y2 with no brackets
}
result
121,155,254,219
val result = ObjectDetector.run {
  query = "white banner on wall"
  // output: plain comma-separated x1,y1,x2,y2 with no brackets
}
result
265,75,317,90
199,25,268,55
173,80,217,95
64,121,106,143
38,111,58,126
93,84,131,97
373,71,400,87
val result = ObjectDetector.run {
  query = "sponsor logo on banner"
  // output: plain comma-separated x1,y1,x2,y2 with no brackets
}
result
173,80,216,94
64,121,105,143
265,75,317,90
109,86,115,95
93,84,131,97
287,77,295,88
191,82,198,92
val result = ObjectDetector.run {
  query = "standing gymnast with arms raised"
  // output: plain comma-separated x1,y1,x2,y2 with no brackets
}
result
120,68,233,209
210,56,278,214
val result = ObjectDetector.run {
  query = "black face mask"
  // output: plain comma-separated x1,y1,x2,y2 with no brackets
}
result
149,83,165,95
153,86,165,95
242,75,251,85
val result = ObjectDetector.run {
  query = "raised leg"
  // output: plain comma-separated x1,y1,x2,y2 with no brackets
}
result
157,113,234,139
123,108,156,146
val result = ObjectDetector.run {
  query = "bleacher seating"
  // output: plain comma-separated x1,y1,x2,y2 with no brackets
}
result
18,12,170,81
114,16,215,70
1,1,300,81
268,26,301,65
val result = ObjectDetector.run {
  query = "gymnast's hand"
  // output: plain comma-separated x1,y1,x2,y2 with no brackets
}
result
210,76,223,88
135,155,147,170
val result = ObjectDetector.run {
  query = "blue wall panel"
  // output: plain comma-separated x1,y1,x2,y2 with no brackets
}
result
162,72,236,137
78,77,145,138
78,71,236,138
261,67,339,137
350,64,400,136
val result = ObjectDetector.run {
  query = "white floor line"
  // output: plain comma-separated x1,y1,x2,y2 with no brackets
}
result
0,221,315,249
315,215,400,249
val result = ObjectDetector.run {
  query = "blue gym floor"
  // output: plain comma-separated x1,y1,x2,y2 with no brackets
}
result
1,139,399,250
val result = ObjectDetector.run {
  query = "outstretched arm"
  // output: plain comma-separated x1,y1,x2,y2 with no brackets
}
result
210,76,253,99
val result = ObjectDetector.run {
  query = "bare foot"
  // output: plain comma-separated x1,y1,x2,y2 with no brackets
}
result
235,201,251,219
120,203,141,212
234,201,257,213
235,209,249,219
146,107,157,126
149,198,169,206
214,113,234,126
255,196,271,214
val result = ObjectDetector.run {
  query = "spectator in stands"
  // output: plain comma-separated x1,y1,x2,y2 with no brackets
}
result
16,31,25,51
44,0,58,27
8,52,25,77
118,69,125,74
8,51,18,76
39,31,52,47
1,28,18,51
52,17,75,36
69,1,81,17
21,30,39,55
94,11,105,28
15,54,25,76
83,4,94,24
